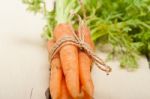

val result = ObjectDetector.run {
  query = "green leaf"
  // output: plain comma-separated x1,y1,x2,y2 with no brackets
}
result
22,0,43,13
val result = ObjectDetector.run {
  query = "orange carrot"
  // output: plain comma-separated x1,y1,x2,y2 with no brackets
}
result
83,91,92,99
61,76,72,99
54,23,80,98
79,52,94,97
78,23,94,97
47,40,62,99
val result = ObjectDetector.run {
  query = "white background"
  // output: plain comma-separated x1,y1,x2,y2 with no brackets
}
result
0,0,150,99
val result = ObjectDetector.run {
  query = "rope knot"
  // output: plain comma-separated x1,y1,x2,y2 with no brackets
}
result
78,40,85,49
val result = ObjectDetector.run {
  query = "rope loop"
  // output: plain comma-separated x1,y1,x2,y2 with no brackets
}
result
48,33,111,75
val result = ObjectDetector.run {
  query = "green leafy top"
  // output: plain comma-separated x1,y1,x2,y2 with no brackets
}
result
22,0,150,70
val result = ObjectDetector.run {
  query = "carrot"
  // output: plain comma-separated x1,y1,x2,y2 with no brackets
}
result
83,91,92,99
78,23,94,97
61,76,72,99
79,52,94,97
53,23,80,98
47,40,62,99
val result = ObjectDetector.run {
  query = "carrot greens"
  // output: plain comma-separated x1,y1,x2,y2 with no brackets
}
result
22,0,150,70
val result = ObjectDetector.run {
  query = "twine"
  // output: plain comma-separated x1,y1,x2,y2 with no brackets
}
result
48,28,111,75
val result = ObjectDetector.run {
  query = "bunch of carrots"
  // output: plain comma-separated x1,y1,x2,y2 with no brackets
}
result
47,22,95,99
22,0,111,99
